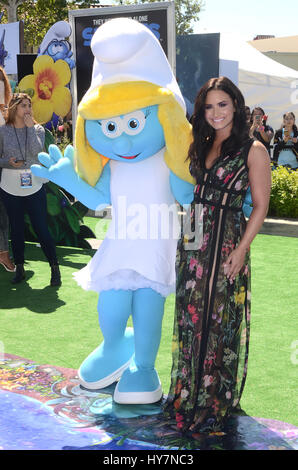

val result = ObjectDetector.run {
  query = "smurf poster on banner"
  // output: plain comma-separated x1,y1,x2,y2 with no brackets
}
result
0,22,21,74
31,17,195,405
38,20,75,70
17,20,73,125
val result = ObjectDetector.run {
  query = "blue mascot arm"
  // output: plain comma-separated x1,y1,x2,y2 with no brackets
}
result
170,170,195,205
65,54,75,70
243,186,253,218
31,144,111,211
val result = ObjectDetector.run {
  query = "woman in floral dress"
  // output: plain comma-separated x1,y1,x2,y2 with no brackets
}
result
164,77,271,434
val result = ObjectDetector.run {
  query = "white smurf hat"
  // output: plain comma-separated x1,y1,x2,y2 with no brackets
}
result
89,17,185,112
38,21,72,55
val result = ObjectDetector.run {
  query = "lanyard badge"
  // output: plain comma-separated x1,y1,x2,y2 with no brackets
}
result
20,170,32,188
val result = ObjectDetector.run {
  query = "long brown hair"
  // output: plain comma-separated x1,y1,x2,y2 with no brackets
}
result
188,76,249,174
6,93,33,125
281,111,298,132
0,66,12,106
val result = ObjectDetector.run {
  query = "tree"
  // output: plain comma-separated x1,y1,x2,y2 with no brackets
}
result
173,0,203,35
68,0,102,6
116,0,203,35
0,0,24,23
17,0,69,50
15,0,107,50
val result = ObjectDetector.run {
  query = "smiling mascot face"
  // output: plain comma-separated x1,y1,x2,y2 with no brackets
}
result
75,79,194,188
85,105,165,163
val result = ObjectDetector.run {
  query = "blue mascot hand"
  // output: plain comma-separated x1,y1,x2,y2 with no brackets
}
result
65,54,75,70
31,144,111,211
243,186,253,218
32,144,76,187
170,170,194,205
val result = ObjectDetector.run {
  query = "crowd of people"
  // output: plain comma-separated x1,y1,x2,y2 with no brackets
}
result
245,105,298,169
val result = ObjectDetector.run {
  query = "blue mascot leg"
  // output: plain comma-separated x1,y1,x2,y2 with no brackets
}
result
114,288,165,404
78,289,135,390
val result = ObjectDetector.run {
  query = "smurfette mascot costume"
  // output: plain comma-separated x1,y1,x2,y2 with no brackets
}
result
31,18,195,404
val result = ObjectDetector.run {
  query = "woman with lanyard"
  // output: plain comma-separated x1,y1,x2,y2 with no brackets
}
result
0,93,61,286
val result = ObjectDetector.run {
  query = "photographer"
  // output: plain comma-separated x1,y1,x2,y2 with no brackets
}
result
249,107,274,155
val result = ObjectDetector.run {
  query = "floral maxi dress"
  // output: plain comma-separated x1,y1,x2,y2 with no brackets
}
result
164,140,253,434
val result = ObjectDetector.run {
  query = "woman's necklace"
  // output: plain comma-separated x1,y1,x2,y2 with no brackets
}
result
13,124,28,162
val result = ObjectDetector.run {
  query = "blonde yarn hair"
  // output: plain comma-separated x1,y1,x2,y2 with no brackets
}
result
75,81,195,186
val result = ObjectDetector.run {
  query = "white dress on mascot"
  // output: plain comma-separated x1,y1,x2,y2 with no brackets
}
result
74,148,179,297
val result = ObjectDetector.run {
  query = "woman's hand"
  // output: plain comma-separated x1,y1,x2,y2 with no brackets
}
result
23,113,34,128
223,245,247,283
9,157,24,168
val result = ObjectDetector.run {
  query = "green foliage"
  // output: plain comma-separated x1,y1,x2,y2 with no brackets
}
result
25,181,95,248
68,0,102,6
173,0,203,35
44,127,55,151
0,6,7,22
268,166,298,218
17,0,69,50
57,134,72,154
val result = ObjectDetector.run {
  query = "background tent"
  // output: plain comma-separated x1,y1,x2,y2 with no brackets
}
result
219,32,298,132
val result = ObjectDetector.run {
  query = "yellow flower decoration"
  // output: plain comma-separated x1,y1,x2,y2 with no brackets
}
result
18,55,72,124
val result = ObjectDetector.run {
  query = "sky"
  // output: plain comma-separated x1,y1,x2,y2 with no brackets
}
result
193,0,298,41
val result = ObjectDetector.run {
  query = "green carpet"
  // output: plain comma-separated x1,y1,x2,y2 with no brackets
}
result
0,218,297,427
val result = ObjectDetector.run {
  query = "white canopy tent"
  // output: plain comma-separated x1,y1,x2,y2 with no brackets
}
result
219,32,298,132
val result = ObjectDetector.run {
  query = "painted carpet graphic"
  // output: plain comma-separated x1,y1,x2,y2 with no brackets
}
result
0,354,297,450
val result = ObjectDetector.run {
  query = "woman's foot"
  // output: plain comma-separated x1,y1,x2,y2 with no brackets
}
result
11,264,25,284
50,264,61,287
0,251,16,272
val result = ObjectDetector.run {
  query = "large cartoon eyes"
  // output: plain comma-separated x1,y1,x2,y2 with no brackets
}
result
99,111,146,139
123,110,146,136
48,43,64,54
100,117,123,139
52,44,62,52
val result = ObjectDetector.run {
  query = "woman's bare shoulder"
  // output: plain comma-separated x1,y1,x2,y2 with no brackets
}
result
248,140,271,165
